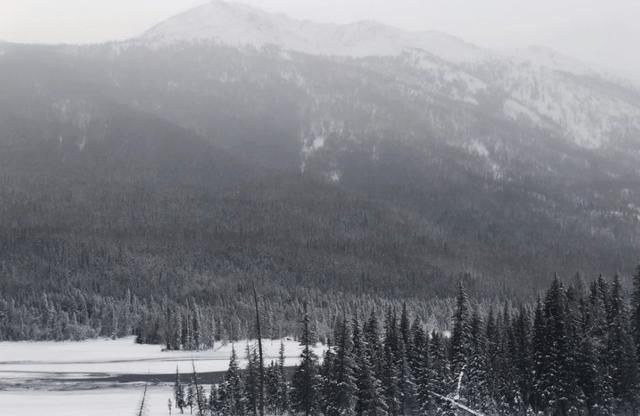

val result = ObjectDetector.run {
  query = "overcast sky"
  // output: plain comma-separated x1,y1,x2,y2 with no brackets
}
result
2,0,638,80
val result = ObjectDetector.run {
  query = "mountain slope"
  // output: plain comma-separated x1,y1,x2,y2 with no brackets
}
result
1,41,639,299
0,3,639,306
140,1,640,152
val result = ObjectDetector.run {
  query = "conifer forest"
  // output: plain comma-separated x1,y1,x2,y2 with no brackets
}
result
167,270,640,416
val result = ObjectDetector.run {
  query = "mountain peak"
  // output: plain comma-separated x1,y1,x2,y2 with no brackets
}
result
140,0,488,62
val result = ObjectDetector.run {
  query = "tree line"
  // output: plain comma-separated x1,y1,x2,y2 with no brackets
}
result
173,267,640,416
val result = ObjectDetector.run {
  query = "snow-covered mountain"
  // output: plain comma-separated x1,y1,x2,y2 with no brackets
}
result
141,0,488,63
2,2,640,297
139,1,640,151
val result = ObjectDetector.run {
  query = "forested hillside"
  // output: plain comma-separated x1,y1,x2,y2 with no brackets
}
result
0,15,639,343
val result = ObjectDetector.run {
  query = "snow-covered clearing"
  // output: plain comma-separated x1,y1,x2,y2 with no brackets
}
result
0,337,325,415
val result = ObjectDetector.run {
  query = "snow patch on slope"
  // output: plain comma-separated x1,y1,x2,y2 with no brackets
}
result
498,63,640,149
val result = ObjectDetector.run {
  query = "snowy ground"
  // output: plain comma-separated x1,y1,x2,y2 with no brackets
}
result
2,386,174,416
0,337,324,415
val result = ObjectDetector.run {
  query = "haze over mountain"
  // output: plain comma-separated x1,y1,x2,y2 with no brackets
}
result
0,0,639,308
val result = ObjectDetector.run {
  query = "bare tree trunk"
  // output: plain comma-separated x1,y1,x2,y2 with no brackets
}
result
137,382,148,416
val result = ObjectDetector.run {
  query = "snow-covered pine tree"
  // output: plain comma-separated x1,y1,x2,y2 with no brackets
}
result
466,308,490,412
187,377,195,414
399,303,411,351
511,306,532,411
382,341,401,416
208,384,221,416
606,275,638,412
631,265,640,358
411,319,431,414
320,348,336,416
530,300,546,413
353,316,388,416
175,366,186,414
219,346,245,416
266,360,280,415
450,281,472,378
244,344,260,416
327,316,357,416
291,304,320,416
364,311,384,382
275,341,290,415
397,339,418,416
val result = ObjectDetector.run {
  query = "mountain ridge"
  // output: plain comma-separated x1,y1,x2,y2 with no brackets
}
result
141,0,490,63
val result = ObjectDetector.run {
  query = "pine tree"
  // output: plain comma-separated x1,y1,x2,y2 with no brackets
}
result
412,320,430,414
265,361,281,415
397,339,418,416
220,346,245,416
209,384,221,416
245,345,261,416
512,306,532,411
399,303,411,350
530,299,547,413
291,305,320,416
353,317,388,416
631,265,640,358
382,340,401,416
275,341,290,415
326,316,357,416
175,366,186,414
187,377,195,414
427,331,453,416
606,275,638,412
466,308,490,412
450,281,472,377
364,311,384,382
320,348,336,416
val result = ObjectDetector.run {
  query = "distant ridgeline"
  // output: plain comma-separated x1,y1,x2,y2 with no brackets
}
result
172,271,640,416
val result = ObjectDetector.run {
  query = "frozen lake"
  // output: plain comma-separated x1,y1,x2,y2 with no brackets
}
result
0,337,323,415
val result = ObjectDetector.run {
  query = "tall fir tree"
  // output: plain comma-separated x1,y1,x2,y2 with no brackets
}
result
353,317,388,416
220,346,245,416
291,305,321,416
450,281,472,378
